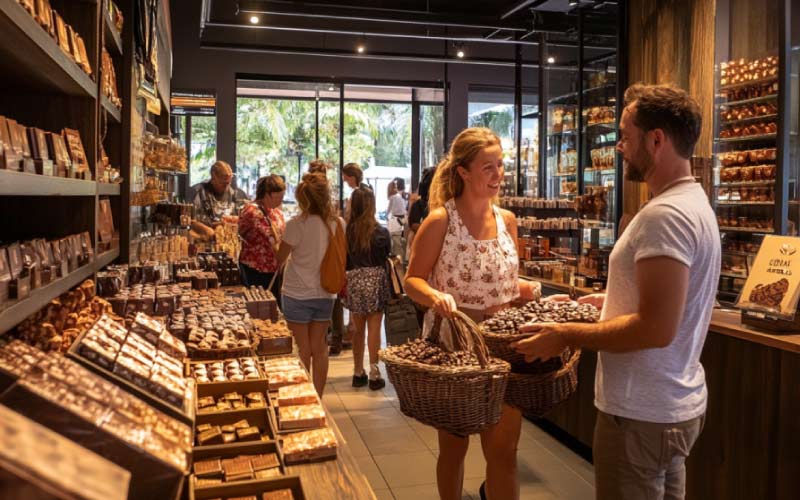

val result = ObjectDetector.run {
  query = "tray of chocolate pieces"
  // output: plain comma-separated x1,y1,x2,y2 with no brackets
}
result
189,476,304,500
192,440,285,489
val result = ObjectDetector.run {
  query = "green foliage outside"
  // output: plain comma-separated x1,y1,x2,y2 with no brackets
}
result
189,115,218,185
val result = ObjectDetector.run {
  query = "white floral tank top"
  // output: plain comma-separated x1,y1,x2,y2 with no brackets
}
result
422,199,520,346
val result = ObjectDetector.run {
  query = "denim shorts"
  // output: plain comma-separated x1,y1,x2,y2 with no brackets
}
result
282,295,335,324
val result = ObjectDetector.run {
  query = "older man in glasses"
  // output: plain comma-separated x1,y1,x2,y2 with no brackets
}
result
190,160,249,239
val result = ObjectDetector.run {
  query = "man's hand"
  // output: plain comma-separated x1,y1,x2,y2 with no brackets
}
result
542,294,571,303
578,293,606,310
511,323,567,362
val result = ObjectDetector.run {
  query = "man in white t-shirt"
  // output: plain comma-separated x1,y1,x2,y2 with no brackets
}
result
514,83,720,500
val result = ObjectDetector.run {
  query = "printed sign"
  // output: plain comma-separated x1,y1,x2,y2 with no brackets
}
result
736,235,800,319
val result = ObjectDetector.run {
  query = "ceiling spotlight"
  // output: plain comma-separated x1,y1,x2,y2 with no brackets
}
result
357,45,365,53
249,16,259,24
569,0,578,6
547,56,555,64
328,86,335,91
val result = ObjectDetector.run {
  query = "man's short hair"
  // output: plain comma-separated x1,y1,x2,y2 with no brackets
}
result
342,162,363,184
210,160,232,178
624,83,702,159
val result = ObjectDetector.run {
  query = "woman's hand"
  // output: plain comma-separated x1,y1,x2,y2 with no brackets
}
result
542,294,572,303
431,291,458,319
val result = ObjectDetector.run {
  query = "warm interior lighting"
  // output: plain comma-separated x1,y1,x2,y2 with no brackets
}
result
249,16,259,24
357,45,365,53
456,49,465,58
547,56,556,64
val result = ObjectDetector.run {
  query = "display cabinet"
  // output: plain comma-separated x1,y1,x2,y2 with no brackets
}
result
712,0,796,303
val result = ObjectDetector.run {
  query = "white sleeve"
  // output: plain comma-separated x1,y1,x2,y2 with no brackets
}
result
283,218,302,247
632,204,695,268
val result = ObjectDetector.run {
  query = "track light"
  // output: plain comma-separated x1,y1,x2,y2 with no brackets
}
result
356,36,367,54
453,42,465,59
547,56,555,64
249,16,259,24
357,45,365,53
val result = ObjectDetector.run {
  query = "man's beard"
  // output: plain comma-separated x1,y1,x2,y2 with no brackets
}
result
623,151,652,182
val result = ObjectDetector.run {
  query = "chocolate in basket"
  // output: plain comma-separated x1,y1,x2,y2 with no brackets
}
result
480,300,600,335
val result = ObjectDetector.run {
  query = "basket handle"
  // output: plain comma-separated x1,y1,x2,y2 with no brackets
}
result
429,310,491,368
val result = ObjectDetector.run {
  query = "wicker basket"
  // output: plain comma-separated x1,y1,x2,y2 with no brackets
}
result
380,311,510,437
504,348,580,417
482,329,538,366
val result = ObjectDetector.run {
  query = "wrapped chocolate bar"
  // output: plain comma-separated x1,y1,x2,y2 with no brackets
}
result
281,428,338,464
0,247,11,306
0,117,21,171
7,242,30,300
131,312,165,345
277,383,318,407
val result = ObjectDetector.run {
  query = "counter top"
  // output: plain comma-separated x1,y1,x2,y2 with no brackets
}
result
708,309,800,354
528,276,800,354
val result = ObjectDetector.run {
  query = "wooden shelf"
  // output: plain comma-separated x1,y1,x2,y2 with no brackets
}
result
101,95,121,123
97,182,121,195
719,226,774,234
103,11,122,56
720,114,778,126
720,271,748,279
0,170,97,196
0,248,118,335
717,180,775,187
94,248,120,271
0,1,96,97
719,75,778,92
716,201,775,206
552,172,578,177
715,133,777,144
716,94,778,108
0,262,95,335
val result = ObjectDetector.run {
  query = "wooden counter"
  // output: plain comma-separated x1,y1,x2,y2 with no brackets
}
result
285,404,376,500
539,309,800,500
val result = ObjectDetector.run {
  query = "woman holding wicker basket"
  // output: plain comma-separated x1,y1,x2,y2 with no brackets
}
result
404,127,542,500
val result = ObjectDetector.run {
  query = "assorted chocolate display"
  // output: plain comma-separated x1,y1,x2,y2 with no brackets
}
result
195,419,266,446
719,55,779,88
480,300,600,335
198,252,241,286
2,341,191,471
277,403,327,431
101,48,121,108
15,0,93,78
193,452,282,485
197,391,267,413
244,287,279,321
75,313,190,408
0,116,89,177
190,358,262,384
14,279,116,353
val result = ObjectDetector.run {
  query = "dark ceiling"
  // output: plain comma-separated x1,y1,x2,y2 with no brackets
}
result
199,0,619,67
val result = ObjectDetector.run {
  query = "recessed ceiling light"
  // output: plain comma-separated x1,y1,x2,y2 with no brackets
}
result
249,16,259,24
456,49,465,58
357,45,365,53
547,56,555,64
328,86,335,91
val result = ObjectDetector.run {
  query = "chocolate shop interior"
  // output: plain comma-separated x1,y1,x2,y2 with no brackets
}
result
0,0,798,499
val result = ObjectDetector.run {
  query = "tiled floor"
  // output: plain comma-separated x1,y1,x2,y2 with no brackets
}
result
322,346,595,500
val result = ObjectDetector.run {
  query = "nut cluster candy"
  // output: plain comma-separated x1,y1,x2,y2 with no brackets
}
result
481,300,599,335
387,339,486,368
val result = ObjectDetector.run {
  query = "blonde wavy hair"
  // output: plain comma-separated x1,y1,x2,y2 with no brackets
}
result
296,172,334,222
429,127,502,210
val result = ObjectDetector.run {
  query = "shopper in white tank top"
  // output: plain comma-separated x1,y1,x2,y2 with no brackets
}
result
404,128,541,500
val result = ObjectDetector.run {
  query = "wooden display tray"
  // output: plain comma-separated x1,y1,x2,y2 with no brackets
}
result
187,358,268,392
66,329,195,426
257,336,293,357
189,476,306,500
267,395,327,435
195,407,276,443
741,309,800,334
0,383,186,500
192,440,286,475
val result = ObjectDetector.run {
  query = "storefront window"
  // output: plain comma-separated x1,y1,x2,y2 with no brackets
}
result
188,115,217,188
421,104,445,169
468,87,517,197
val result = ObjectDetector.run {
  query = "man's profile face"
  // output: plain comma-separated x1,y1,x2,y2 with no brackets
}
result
617,105,653,183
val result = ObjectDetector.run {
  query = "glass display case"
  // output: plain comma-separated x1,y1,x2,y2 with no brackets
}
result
539,5,620,286
712,0,794,303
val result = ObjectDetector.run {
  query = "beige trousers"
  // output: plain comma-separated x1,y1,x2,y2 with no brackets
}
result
593,410,705,500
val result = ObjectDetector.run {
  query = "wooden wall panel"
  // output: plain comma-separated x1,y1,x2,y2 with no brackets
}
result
624,0,717,215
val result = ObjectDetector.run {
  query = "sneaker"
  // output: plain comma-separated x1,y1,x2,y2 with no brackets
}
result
352,372,368,388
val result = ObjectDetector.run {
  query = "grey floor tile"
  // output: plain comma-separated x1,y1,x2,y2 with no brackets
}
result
373,451,438,489
373,489,395,500
389,483,443,500
356,454,390,491
359,424,429,456
338,389,396,412
349,406,410,431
